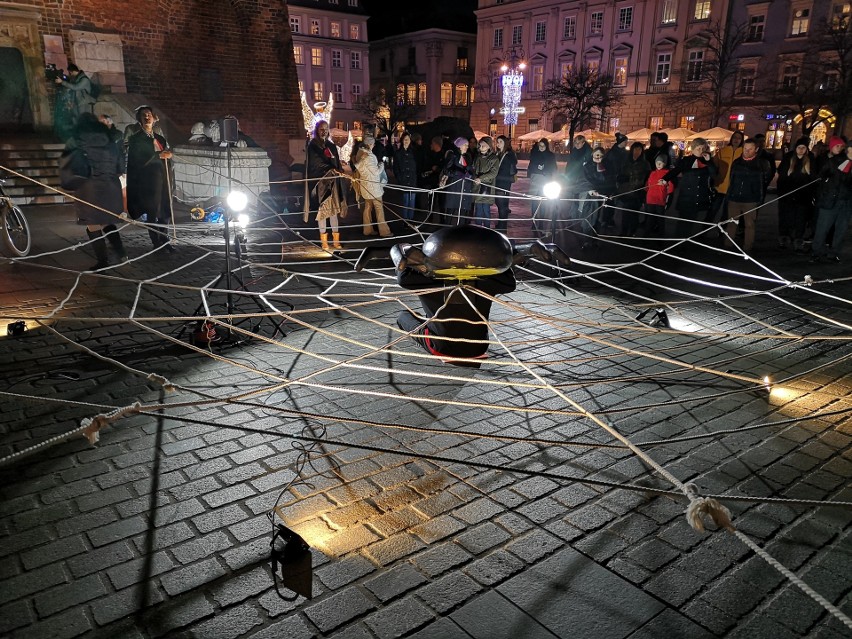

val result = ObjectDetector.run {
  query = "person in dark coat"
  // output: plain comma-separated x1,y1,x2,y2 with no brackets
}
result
810,136,852,263
776,137,817,251
67,113,127,269
724,138,772,253
393,132,419,220
752,133,777,187
54,64,96,137
660,137,718,239
528,138,558,234
305,120,346,251
439,137,474,225
563,135,593,223
602,132,630,228
615,141,650,236
493,135,518,233
420,136,446,224
581,147,617,243
126,106,174,250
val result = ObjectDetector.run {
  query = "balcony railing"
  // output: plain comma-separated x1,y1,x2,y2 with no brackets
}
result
649,84,669,93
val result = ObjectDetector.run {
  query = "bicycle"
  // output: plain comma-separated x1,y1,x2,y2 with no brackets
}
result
0,178,31,257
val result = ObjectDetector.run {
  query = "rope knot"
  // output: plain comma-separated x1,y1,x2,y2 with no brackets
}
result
685,485,735,533
147,373,176,392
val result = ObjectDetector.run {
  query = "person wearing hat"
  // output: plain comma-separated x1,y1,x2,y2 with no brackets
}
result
724,138,772,253
471,136,499,227
810,136,852,263
126,106,175,251
777,137,817,251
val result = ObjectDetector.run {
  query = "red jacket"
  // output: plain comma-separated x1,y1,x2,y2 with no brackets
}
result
646,168,674,205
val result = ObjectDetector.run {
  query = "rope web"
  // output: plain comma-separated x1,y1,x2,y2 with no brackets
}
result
1,159,851,634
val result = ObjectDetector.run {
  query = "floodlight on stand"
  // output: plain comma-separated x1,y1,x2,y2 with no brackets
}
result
227,190,248,212
543,181,561,200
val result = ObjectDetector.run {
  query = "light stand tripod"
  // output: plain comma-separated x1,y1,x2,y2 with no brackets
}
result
178,118,292,345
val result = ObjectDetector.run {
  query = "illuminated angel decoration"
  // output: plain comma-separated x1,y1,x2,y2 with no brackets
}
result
300,91,335,134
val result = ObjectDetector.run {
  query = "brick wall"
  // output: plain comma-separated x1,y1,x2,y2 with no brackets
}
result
18,0,302,171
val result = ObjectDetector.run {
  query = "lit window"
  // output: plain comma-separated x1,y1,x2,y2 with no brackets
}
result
350,24,360,40
407,83,417,105
655,52,671,84
535,21,547,43
560,62,573,79
587,60,600,75
747,15,765,41
332,50,341,68
532,65,544,91
563,16,576,39
311,19,320,36
680,115,696,129
791,8,810,35
694,0,711,20
782,64,799,89
333,82,344,103
290,16,301,33
590,11,604,34
686,50,704,82
311,47,323,66
831,3,851,27
418,83,427,105
313,81,324,101
331,22,341,38
351,51,361,69
618,7,633,31
662,0,678,24
649,116,663,130
493,27,504,48
293,45,303,65
298,80,304,93
353,120,361,130
455,83,469,106
396,83,405,105
737,68,756,95
529,119,539,132
614,57,628,86
512,25,523,45
610,117,620,131
441,83,452,106
457,47,469,72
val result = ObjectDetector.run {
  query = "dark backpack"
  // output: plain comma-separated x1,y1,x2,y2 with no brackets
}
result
88,72,103,100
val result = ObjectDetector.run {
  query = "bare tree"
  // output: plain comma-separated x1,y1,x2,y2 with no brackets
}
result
669,19,748,126
355,81,420,138
471,70,501,126
540,65,624,143
819,10,852,133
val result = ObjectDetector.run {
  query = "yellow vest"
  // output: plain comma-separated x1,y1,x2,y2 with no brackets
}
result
714,145,743,194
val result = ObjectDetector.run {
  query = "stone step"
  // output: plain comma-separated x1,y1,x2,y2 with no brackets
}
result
0,142,64,152
11,193,69,206
0,151,64,162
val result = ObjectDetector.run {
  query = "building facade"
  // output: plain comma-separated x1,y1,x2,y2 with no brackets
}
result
0,0,303,168
288,0,370,136
370,28,477,126
473,0,734,141
725,0,852,149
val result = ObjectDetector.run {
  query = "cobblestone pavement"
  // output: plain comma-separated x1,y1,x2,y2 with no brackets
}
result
0,196,850,639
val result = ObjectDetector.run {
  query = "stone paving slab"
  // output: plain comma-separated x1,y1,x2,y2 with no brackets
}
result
0,204,851,638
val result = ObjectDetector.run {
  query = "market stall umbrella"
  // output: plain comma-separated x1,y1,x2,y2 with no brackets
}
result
549,129,573,142
687,127,734,143
660,127,697,142
625,127,657,142
329,127,350,140
575,129,616,144
517,130,551,141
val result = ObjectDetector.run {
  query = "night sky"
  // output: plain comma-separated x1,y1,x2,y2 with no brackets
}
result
361,0,478,40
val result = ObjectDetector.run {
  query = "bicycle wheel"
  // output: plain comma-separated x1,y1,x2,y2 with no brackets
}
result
2,204,31,257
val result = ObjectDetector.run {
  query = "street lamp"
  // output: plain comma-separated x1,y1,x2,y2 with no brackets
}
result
499,47,526,142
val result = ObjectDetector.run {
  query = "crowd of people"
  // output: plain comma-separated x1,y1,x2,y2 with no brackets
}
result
320,125,850,264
